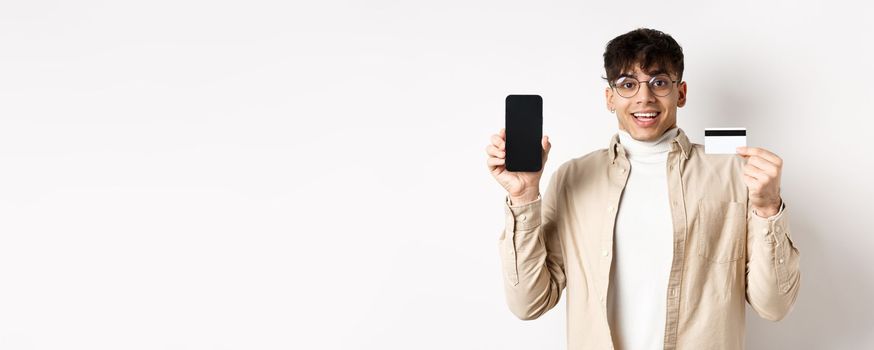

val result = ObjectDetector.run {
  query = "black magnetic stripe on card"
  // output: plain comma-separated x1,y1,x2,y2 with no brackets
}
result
705,129,746,137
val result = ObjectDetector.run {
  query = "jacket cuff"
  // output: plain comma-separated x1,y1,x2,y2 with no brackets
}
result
504,195,542,231
749,201,788,238
749,201,796,294
752,201,786,220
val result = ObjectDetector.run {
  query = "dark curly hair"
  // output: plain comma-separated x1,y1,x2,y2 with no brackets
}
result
602,28,684,84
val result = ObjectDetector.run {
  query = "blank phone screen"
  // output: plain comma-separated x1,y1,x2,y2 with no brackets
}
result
505,95,542,172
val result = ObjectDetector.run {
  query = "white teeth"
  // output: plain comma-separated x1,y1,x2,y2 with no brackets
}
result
633,112,659,117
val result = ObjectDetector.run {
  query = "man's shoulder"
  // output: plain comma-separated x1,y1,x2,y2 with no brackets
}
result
553,148,612,178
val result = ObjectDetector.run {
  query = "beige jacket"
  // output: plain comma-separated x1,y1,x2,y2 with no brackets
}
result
498,128,800,350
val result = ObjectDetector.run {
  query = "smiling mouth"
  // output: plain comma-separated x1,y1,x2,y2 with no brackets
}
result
632,112,660,121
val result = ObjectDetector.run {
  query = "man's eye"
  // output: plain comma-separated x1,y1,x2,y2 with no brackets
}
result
622,82,636,89
653,79,668,87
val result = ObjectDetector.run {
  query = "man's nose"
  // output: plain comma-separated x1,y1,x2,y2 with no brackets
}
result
635,83,657,103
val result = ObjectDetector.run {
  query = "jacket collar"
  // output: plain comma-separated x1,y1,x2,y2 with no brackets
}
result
609,127,691,162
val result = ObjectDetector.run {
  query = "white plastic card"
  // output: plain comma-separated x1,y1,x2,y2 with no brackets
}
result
704,128,746,154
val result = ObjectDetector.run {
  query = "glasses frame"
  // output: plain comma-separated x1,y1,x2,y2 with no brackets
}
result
610,74,681,98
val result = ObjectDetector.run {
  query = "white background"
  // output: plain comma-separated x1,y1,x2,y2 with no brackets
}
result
1,0,872,349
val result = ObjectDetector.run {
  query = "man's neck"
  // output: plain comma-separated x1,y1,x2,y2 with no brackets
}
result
617,127,678,158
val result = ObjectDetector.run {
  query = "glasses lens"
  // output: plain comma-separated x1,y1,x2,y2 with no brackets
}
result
614,77,639,98
650,75,674,97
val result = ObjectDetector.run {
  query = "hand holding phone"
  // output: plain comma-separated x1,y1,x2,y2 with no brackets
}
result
484,95,550,205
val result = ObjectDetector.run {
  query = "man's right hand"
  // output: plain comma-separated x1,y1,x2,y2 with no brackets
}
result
485,128,551,205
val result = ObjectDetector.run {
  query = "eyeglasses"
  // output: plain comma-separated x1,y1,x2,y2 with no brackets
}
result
610,74,680,98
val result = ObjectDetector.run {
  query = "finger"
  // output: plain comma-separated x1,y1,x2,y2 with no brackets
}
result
491,134,505,150
743,164,767,181
737,147,782,166
488,159,505,175
747,156,779,177
486,144,505,158
745,152,781,170
487,157,505,167
500,128,505,138
744,161,767,174
743,174,764,188
541,135,551,165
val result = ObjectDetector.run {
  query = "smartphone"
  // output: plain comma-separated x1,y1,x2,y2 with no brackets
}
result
505,94,543,172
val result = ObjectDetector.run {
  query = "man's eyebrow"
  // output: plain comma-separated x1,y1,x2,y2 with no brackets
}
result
618,69,670,80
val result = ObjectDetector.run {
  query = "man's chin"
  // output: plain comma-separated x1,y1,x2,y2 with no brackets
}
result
628,128,662,142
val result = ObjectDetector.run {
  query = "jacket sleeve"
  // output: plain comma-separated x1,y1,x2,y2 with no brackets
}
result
497,170,567,320
745,201,801,321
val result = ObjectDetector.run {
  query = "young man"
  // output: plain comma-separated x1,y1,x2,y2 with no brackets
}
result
485,28,800,350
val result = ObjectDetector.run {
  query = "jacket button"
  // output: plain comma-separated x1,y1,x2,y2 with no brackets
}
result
602,249,610,257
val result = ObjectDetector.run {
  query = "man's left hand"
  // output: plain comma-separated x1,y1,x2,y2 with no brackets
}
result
736,146,783,217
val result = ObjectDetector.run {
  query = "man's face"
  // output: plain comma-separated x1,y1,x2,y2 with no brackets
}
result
605,64,687,142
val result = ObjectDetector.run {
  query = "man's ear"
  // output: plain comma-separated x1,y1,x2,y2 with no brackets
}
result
677,81,687,108
605,87,614,111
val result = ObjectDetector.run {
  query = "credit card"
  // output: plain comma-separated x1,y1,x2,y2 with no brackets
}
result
705,128,746,154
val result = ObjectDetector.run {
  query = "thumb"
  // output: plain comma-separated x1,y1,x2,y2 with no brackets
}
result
542,135,551,163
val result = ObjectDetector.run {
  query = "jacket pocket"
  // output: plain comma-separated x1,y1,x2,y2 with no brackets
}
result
697,200,746,264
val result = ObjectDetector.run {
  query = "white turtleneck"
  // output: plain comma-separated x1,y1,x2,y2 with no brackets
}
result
607,127,678,350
